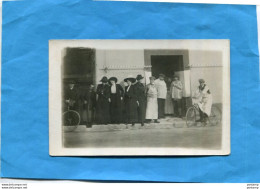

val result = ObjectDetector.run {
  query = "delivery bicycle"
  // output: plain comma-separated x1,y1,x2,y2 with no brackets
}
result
186,99,222,127
62,100,80,132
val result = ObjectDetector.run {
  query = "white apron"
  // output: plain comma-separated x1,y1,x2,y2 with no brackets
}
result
145,84,158,119
194,85,213,116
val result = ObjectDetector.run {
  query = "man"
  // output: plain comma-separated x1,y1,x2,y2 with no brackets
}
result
145,76,160,123
193,79,213,124
170,75,183,117
96,76,111,125
135,74,146,126
63,79,78,112
155,74,167,119
81,84,96,128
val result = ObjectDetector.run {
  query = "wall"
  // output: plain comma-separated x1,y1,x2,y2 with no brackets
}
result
95,49,223,104
95,49,145,86
189,50,223,103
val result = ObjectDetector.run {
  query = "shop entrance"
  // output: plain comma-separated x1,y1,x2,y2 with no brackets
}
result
151,55,185,115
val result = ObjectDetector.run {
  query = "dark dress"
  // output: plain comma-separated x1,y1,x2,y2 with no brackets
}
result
135,82,146,124
96,84,110,124
81,87,96,126
110,84,124,124
63,86,79,111
124,85,138,124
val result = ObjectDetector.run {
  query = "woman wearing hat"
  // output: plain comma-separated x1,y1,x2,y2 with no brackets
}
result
193,79,213,124
124,75,138,126
145,76,160,123
135,74,146,126
109,77,124,124
96,76,111,125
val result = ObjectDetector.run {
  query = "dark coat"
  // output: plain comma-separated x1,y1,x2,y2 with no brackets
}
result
96,84,110,124
124,85,138,123
109,84,124,123
80,87,96,124
135,82,146,123
63,86,79,111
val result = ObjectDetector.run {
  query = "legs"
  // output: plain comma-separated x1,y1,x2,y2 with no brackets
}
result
158,98,165,119
172,99,182,117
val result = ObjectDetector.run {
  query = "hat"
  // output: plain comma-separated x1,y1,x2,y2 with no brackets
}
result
149,76,156,80
109,77,118,83
100,76,108,83
159,74,165,78
199,79,205,83
136,74,144,80
124,75,136,83
173,75,179,79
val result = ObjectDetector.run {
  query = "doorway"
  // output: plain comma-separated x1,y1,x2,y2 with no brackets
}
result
151,55,184,115
62,47,96,124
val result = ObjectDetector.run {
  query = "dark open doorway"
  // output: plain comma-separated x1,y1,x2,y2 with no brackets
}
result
151,55,185,116
151,55,184,79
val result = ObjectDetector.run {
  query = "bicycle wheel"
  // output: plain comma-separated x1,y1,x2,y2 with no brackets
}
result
208,106,222,126
62,110,80,132
186,106,197,127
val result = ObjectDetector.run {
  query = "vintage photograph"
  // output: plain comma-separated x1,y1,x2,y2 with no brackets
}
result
49,40,230,156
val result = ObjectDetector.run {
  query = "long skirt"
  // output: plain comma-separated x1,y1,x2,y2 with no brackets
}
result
137,99,146,124
96,97,110,124
110,94,123,124
125,98,138,123
145,97,158,119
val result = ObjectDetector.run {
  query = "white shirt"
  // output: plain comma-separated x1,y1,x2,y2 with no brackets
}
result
171,80,183,99
111,84,116,94
126,85,131,92
155,79,167,99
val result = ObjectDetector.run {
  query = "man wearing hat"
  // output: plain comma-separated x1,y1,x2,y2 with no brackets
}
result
96,76,111,125
135,74,146,126
193,79,213,124
108,77,124,124
63,79,79,112
80,84,96,128
124,75,138,126
170,75,183,117
155,74,167,119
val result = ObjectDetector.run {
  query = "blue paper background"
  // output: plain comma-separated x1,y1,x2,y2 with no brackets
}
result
1,0,260,182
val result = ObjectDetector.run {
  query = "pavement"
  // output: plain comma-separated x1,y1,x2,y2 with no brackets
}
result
63,117,222,149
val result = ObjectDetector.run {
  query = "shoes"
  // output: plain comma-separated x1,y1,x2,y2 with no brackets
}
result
141,123,144,126
154,120,160,123
132,123,135,126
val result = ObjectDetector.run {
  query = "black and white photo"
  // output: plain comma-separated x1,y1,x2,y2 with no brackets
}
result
49,40,230,156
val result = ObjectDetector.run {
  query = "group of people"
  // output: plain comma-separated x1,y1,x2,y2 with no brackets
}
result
63,73,212,127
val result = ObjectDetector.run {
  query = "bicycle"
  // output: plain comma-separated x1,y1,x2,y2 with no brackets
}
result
186,100,222,127
62,100,81,132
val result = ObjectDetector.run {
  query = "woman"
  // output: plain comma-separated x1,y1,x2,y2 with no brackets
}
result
96,76,111,125
193,79,213,124
145,76,160,123
109,77,124,124
124,75,138,126
135,74,146,126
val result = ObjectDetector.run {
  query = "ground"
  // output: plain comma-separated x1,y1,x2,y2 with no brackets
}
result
63,117,222,149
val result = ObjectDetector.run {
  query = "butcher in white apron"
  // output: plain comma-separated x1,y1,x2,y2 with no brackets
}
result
145,76,160,123
193,79,213,123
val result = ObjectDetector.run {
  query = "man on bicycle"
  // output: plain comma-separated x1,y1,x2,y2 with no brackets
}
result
193,79,212,124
